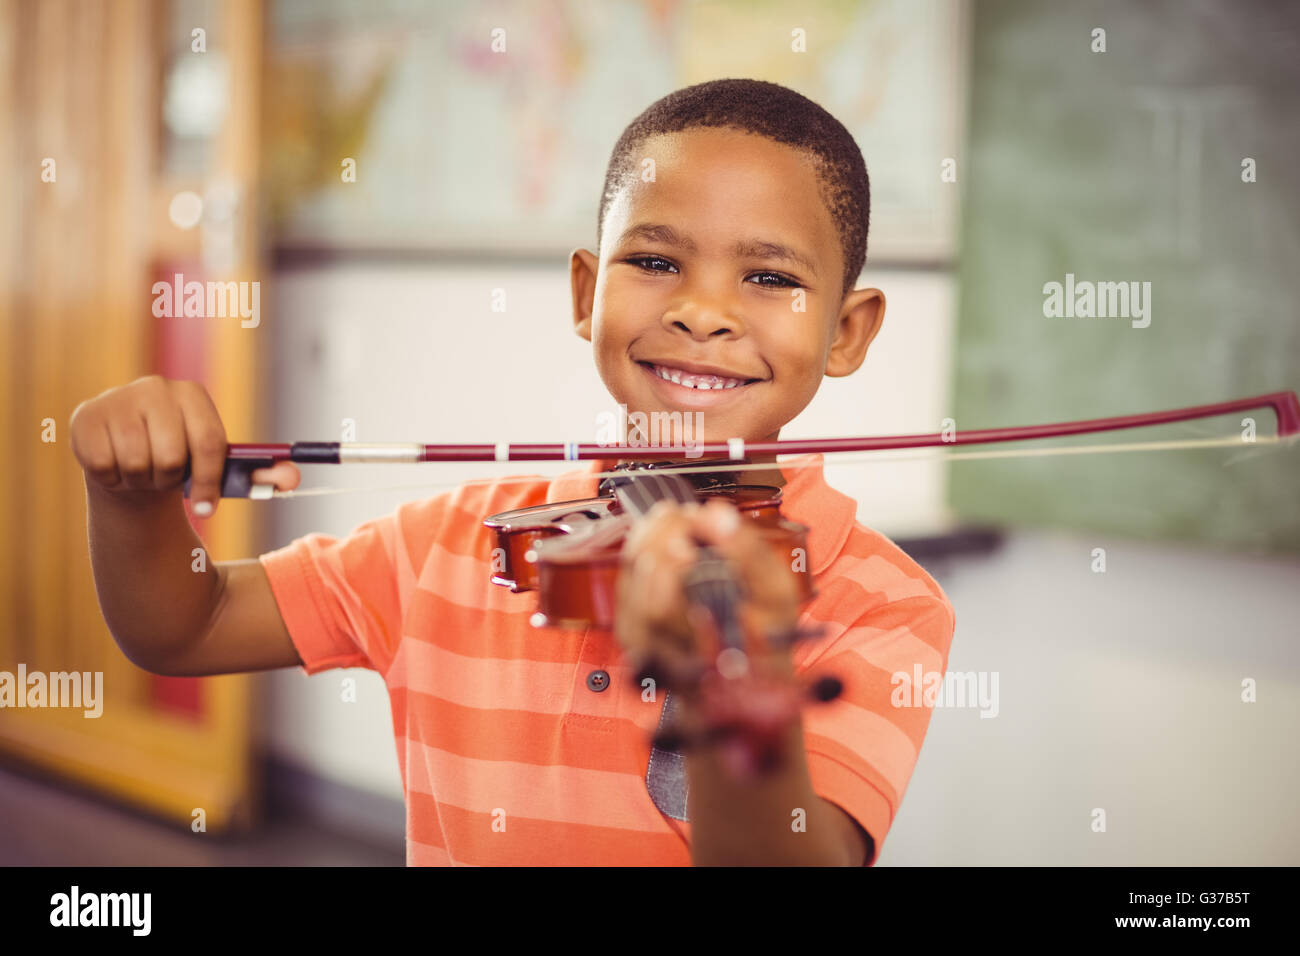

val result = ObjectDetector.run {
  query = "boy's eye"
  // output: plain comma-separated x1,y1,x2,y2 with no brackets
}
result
627,255,677,274
627,256,799,289
748,271,799,289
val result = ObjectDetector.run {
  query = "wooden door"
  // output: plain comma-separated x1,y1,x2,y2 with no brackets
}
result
0,0,265,833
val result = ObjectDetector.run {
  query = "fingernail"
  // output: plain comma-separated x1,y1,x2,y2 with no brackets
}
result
193,501,213,517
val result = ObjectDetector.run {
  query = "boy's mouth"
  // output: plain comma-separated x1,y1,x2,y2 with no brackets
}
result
633,359,764,411
635,360,761,391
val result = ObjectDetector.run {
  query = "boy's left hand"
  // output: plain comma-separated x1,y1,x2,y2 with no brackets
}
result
614,497,803,699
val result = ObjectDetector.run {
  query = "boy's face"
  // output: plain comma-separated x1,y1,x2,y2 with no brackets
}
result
572,126,883,446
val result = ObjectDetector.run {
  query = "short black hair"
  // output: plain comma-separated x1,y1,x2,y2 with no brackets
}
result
597,78,870,300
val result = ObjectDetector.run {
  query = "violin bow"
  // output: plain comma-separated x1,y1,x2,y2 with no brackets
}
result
185,389,1299,499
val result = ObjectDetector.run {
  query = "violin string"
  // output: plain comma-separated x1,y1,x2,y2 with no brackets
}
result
265,433,1289,499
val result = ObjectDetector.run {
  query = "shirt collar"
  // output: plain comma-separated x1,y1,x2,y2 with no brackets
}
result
546,453,855,575
774,453,858,575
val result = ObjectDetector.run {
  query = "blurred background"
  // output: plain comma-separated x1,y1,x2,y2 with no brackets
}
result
1,0,1297,865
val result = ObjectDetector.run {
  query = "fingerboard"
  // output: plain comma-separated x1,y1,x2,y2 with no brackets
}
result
604,469,697,519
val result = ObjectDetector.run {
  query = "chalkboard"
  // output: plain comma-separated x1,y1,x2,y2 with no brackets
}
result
950,0,1300,553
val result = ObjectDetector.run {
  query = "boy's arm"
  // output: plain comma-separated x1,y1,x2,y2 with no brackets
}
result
85,483,300,675
677,679,873,866
156,557,302,676
74,376,302,677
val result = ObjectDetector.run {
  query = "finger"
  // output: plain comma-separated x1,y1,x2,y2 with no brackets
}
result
620,498,694,557
616,544,695,659
692,501,799,620
172,381,228,515
691,497,742,541
106,411,154,492
71,409,122,489
618,502,698,645
737,603,801,672
139,382,190,492
692,499,767,570
687,504,806,667
249,462,301,491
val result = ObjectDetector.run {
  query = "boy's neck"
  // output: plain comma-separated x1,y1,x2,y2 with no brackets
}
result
607,426,789,490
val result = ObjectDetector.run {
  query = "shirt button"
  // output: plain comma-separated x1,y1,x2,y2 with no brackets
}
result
586,669,610,693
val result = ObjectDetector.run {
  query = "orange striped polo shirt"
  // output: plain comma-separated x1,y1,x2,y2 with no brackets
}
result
258,453,955,865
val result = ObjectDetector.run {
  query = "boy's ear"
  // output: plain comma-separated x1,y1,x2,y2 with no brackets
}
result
570,248,599,342
825,286,885,377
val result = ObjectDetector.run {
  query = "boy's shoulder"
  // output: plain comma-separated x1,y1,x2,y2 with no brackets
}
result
385,463,608,558
836,519,951,611
778,455,953,638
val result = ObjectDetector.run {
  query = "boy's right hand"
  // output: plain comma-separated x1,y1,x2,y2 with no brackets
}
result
69,375,300,514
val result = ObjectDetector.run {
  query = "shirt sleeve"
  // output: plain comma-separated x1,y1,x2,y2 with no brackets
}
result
797,593,956,865
258,511,406,679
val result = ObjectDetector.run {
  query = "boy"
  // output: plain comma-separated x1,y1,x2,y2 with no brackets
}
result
71,78,955,866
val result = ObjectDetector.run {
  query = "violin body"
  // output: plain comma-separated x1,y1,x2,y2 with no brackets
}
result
484,480,812,630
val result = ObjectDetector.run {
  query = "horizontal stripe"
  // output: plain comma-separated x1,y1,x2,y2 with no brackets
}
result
835,618,947,678
393,475,556,572
403,738,674,834
407,839,454,866
796,657,938,757
803,697,919,795
824,552,940,604
805,733,901,810
431,802,690,866
387,637,576,712
404,585,583,662
391,686,658,775
387,639,664,731
414,539,525,614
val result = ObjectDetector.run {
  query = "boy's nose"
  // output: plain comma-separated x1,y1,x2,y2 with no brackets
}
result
662,303,743,340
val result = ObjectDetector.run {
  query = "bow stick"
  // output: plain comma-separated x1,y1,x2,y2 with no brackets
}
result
184,390,1299,499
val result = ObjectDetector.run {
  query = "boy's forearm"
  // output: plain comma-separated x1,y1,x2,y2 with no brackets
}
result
84,480,224,669
681,702,853,866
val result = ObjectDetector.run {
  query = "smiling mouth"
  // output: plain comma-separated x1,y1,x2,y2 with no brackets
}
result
636,361,762,391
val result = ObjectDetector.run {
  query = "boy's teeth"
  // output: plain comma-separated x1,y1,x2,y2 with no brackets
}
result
651,364,746,390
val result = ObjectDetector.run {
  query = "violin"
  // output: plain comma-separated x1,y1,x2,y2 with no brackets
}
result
483,460,843,778
483,461,810,627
